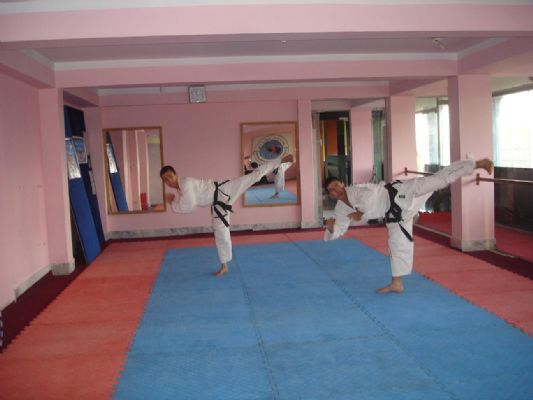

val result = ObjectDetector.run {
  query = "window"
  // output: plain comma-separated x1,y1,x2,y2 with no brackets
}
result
493,89,533,168
415,97,450,172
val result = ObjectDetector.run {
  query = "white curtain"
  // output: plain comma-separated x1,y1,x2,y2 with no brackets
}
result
415,102,450,171
493,90,533,168
438,104,450,166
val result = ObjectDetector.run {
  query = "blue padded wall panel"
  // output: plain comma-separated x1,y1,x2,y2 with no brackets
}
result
80,162,105,245
64,105,103,259
68,178,100,264
105,132,129,212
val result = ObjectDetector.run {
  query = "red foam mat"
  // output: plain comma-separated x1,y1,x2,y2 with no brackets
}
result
1,227,532,399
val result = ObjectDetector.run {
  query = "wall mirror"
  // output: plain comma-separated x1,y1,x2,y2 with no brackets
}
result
103,127,165,214
241,121,299,207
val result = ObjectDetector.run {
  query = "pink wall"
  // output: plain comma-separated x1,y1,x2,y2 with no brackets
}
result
92,100,302,233
448,75,495,250
386,96,417,182
297,100,315,227
39,89,73,272
0,72,49,308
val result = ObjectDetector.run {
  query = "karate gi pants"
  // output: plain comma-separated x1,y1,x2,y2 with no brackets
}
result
387,159,475,276
212,161,278,264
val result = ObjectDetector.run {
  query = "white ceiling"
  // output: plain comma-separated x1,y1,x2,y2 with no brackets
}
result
2,0,533,100
2,0,533,14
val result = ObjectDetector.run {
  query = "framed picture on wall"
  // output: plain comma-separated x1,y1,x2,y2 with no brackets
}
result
72,136,88,164
240,121,300,207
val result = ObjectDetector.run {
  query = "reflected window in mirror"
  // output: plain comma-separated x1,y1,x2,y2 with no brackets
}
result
241,121,299,207
103,127,166,214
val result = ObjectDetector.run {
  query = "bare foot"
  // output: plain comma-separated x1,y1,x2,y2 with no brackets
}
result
376,278,404,294
213,264,228,277
269,193,279,199
281,154,294,164
476,158,493,175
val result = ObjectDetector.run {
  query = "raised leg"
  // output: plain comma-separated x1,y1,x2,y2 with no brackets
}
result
412,159,476,198
475,158,493,175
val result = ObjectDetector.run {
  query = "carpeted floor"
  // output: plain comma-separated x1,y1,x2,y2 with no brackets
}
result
418,211,533,263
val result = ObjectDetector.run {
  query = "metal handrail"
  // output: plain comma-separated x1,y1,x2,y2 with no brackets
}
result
403,168,433,176
403,167,533,186
476,174,533,186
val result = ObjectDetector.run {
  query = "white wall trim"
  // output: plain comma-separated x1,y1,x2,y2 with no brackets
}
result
108,222,305,240
51,260,76,276
55,52,456,71
450,237,496,252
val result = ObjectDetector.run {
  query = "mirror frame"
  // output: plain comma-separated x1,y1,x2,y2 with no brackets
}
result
103,126,166,215
240,121,300,207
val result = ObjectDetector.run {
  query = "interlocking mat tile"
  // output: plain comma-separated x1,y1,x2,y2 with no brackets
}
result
115,239,533,400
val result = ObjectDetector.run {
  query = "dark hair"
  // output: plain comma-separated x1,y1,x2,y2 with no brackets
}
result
324,176,342,190
160,165,176,177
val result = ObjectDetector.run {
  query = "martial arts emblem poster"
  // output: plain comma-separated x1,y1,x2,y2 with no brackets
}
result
252,133,291,163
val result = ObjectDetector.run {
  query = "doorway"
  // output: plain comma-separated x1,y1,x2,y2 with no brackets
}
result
319,111,351,214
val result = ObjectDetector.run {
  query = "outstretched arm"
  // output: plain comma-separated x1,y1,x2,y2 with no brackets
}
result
165,188,195,213
324,210,366,241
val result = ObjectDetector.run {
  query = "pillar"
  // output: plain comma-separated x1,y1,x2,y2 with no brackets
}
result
386,96,417,182
448,75,495,251
298,99,319,228
38,88,74,275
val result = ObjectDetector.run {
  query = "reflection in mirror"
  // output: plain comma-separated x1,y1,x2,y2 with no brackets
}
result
241,121,299,207
103,127,165,214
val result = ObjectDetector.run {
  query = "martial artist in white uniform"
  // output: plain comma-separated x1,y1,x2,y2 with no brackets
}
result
161,154,294,276
270,161,294,198
324,158,493,293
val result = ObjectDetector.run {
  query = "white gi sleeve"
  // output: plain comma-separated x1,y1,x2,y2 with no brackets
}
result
170,197,194,213
324,200,352,241
323,212,369,241
324,197,370,241
169,181,197,213
324,213,350,241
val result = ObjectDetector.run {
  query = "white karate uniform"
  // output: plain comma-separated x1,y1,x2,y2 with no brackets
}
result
324,159,475,276
273,162,293,194
169,158,281,264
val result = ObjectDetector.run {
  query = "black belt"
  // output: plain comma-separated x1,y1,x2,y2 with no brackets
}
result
384,181,413,242
212,180,233,227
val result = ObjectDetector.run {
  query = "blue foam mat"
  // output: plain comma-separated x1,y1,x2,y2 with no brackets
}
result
115,239,533,400
244,185,297,205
